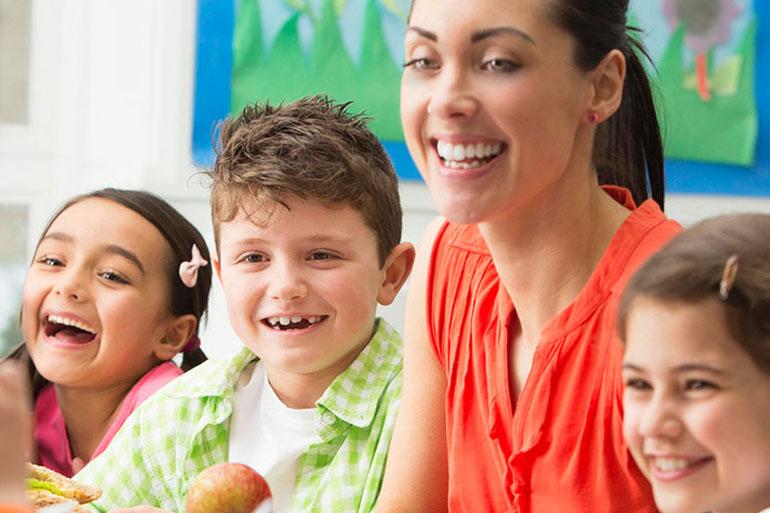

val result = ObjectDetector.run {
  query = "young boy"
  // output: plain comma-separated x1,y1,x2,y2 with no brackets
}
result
75,96,415,513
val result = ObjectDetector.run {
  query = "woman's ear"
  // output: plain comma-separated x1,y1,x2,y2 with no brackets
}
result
586,49,626,124
377,242,416,306
153,315,198,361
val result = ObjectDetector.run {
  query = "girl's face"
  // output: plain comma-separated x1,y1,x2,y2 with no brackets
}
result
401,0,594,224
623,296,770,513
22,198,178,391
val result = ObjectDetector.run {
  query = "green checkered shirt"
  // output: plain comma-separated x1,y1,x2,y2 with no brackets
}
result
76,319,402,513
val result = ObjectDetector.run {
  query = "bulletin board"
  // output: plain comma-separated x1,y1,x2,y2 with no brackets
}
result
192,0,770,195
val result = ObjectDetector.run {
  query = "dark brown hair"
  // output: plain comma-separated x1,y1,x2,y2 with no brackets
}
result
207,95,402,265
7,188,212,398
618,213,770,373
548,0,665,209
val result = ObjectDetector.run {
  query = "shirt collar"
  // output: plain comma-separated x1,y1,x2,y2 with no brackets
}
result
317,318,402,429
167,318,402,429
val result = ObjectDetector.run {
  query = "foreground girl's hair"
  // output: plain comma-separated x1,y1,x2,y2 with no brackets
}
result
618,213,770,371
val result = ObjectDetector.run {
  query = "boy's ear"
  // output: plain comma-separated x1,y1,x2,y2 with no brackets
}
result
586,48,626,123
377,242,416,306
153,314,198,361
212,256,222,282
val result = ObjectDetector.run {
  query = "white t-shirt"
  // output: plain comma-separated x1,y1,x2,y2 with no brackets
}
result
229,361,319,513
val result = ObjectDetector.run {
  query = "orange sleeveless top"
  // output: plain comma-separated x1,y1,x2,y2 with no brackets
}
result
426,187,681,512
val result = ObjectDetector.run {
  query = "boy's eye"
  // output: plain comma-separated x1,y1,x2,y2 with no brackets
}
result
481,58,520,73
99,271,129,284
309,251,334,261
242,253,267,264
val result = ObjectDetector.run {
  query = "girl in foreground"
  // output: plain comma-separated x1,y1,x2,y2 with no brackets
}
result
620,213,770,513
7,188,211,476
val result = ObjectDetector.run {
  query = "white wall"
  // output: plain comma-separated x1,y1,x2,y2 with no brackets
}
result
2,1,770,358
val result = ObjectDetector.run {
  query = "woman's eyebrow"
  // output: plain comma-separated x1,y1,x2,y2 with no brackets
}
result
471,26,535,45
407,25,536,45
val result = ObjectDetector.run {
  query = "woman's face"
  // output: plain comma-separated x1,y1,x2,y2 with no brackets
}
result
623,296,770,513
401,0,594,224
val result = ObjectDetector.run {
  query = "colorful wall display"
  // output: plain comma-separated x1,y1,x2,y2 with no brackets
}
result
193,0,770,195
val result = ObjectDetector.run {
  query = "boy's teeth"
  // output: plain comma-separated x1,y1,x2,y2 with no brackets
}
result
266,315,324,327
46,315,95,334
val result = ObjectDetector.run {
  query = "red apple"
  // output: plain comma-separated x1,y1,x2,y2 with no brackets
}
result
186,463,272,513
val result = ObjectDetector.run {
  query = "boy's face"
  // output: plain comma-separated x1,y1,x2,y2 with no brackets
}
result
215,196,390,388
622,296,770,513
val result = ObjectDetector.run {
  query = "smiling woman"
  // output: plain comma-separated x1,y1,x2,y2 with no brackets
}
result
375,0,681,512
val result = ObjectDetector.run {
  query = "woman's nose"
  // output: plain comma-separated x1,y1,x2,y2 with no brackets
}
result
426,67,479,119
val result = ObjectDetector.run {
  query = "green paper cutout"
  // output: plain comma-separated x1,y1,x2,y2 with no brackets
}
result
230,0,403,140
653,19,757,166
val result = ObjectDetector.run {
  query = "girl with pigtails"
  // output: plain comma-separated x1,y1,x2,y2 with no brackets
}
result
5,188,212,477
376,0,681,511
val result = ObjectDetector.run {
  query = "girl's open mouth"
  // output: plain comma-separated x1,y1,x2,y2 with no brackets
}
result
44,315,97,344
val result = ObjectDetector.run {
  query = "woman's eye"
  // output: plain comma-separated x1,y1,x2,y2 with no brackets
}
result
482,58,519,72
100,271,129,284
403,57,438,71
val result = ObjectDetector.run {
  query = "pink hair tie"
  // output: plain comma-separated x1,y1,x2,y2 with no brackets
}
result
179,244,208,288
182,335,201,353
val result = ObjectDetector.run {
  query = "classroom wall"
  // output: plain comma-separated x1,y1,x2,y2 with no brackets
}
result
1,0,769,358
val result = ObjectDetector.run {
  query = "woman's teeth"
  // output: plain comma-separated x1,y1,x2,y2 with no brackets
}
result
437,140,503,168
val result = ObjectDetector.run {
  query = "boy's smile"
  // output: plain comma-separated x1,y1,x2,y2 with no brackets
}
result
215,195,407,408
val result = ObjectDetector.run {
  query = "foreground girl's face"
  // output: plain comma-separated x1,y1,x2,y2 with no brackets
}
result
622,296,770,513
22,198,174,390
400,0,592,224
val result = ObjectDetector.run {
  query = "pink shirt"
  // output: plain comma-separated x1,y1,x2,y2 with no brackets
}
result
34,361,182,476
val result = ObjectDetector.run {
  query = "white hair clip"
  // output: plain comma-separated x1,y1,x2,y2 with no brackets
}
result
179,244,208,288
719,254,739,302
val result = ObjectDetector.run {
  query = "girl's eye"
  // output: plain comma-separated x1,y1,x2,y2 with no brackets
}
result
685,379,717,391
38,256,63,267
403,57,438,71
624,378,652,391
100,271,129,284
481,58,520,73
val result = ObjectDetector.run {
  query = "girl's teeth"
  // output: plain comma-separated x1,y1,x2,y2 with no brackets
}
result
654,458,690,472
47,315,95,334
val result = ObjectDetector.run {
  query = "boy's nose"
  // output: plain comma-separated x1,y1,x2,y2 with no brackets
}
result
269,266,308,301
427,67,479,119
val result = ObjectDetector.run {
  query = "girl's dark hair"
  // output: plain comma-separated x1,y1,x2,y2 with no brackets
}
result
549,0,665,210
7,188,212,398
618,214,770,373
